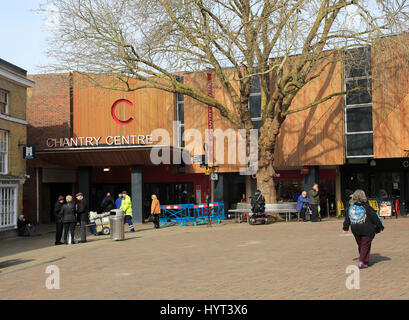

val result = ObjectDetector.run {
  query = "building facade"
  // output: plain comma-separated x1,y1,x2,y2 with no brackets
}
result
24,34,409,223
0,59,34,234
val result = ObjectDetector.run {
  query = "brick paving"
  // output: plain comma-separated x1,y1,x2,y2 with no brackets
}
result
0,217,408,300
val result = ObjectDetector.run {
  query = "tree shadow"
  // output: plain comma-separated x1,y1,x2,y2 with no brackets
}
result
0,259,35,270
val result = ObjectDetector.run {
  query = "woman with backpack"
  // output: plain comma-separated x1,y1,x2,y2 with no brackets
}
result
343,189,384,269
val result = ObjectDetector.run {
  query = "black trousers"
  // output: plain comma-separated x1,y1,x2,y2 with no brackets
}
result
152,214,160,228
79,219,87,242
63,222,76,243
55,222,63,243
310,204,319,222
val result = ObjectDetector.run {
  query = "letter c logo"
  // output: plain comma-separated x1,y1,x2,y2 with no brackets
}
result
111,99,134,125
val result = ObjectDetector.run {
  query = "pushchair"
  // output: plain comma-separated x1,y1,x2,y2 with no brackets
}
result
88,211,111,235
249,189,268,225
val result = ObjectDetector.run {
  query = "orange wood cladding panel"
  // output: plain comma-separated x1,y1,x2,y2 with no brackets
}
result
273,60,345,166
372,34,409,159
72,73,175,144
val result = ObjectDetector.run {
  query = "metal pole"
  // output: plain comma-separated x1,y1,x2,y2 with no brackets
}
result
207,166,211,227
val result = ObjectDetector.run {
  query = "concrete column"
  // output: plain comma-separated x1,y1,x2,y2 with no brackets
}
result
131,166,143,224
78,167,91,200
304,166,320,192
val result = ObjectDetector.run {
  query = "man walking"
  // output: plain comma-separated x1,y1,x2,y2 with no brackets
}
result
308,184,320,222
76,192,89,243
120,191,135,232
53,195,65,245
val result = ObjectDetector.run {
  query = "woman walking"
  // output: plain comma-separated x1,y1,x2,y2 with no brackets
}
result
151,194,161,229
343,189,384,268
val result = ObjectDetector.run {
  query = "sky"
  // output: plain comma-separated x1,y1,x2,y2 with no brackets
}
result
0,1,52,74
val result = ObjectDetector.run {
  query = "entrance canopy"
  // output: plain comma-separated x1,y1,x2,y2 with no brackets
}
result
29,145,189,168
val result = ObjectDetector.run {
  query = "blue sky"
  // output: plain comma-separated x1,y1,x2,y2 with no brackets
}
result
0,1,50,74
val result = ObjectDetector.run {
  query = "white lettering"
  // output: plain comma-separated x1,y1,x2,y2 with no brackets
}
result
346,265,360,289
45,265,60,290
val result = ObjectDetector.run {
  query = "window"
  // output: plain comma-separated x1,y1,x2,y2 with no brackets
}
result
249,75,267,130
175,76,184,148
0,90,8,115
0,130,8,174
344,47,373,158
0,184,18,230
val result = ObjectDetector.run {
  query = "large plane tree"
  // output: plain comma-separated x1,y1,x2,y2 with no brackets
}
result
43,0,409,203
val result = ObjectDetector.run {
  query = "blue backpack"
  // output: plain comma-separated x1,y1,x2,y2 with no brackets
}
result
348,205,367,224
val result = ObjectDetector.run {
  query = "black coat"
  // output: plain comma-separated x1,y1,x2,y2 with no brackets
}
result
76,198,89,222
343,202,384,238
100,196,115,213
61,202,77,223
308,189,320,205
53,201,64,223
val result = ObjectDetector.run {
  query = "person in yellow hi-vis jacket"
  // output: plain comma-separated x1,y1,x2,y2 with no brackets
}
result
120,191,135,232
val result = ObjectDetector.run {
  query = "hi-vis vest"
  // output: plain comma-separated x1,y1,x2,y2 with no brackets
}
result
120,195,133,217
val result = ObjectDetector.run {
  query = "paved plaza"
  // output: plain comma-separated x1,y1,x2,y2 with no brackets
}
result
0,217,408,300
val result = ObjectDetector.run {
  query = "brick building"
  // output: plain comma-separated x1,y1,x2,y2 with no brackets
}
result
0,58,34,235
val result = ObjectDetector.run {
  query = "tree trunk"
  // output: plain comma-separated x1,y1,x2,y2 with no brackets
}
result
256,116,283,221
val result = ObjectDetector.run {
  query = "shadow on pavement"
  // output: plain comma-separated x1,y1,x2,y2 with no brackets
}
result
0,259,35,269
353,253,391,266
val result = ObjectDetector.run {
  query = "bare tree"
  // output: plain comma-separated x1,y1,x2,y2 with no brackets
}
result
42,0,409,204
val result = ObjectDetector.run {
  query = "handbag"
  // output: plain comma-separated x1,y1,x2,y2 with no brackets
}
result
148,214,154,222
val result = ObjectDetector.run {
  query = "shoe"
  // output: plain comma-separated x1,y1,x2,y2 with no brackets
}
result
130,229,135,233
78,240,87,243
358,261,368,269
55,242,64,246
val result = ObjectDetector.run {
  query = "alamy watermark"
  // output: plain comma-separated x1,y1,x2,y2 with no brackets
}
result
345,265,360,290
45,265,61,290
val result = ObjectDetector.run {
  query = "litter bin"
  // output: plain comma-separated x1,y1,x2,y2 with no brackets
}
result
109,209,125,241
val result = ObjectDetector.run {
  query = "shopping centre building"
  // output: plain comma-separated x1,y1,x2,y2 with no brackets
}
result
24,33,409,224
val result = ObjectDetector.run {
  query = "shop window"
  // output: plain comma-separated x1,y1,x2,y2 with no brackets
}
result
0,184,17,230
0,90,8,115
0,130,8,174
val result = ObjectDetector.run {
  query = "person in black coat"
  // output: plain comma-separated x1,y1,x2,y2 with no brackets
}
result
76,192,89,243
62,195,77,244
100,192,115,213
343,189,384,269
53,195,65,245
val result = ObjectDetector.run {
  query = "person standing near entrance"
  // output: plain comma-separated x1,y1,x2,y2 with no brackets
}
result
151,194,161,229
120,191,135,232
115,193,123,209
297,191,310,222
343,189,384,268
53,196,65,245
62,195,77,244
308,184,320,222
100,192,115,213
76,192,89,243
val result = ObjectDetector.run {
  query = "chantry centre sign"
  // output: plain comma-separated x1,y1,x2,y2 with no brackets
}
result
46,135,154,148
